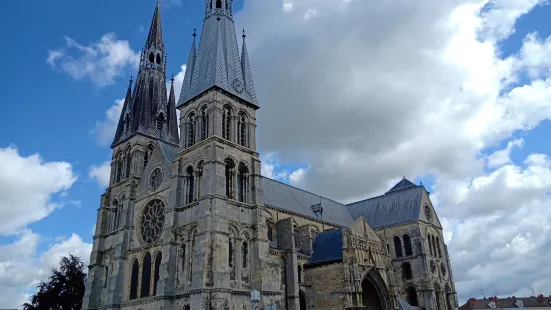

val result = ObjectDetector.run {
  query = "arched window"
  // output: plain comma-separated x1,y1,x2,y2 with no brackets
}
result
431,235,437,257
144,145,153,168
187,113,196,147
298,265,303,284
125,151,132,178
224,158,235,199
403,234,413,256
229,237,235,280
237,163,248,203
267,220,275,242
129,259,139,300
402,262,413,280
406,286,419,306
393,236,403,258
153,252,162,296
237,112,247,147
428,234,434,256
115,154,123,183
209,0,212,9
201,107,208,140
156,113,165,131
111,201,119,232
141,253,152,298
156,53,161,65
103,265,109,288
196,161,203,200
242,241,248,268
216,0,222,9
186,166,195,204
436,237,442,258
222,106,232,141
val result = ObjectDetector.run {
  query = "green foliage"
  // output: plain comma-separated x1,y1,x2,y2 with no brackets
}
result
22,254,87,310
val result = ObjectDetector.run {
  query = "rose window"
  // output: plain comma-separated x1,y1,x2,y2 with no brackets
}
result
140,199,165,244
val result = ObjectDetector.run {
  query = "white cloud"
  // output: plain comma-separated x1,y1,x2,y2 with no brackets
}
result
486,138,524,169
0,231,92,308
90,98,124,146
47,33,139,87
0,146,77,236
233,0,551,301
89,161,111,188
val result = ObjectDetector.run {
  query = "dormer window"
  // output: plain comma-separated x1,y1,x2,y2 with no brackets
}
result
156,113,165,130
156,53,161,65
311,202,323,219
149,52,155,63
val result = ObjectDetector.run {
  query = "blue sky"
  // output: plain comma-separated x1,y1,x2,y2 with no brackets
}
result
2,0,551,307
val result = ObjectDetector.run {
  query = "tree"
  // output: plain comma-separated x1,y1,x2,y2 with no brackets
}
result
23,254,87,310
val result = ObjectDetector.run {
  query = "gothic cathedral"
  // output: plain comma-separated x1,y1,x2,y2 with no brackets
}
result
82,2,459,310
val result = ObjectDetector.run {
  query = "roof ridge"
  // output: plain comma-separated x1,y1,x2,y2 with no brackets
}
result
261,176,346,206
347,185,421,206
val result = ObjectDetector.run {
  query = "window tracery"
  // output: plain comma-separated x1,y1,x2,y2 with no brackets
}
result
149,168,163,191
139,199,165,244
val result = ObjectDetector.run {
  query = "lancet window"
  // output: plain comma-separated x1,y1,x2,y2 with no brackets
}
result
153,252,162,296
187,113,196,147
237,112,247,147
201,107,208,141
393,236,403,258
129,259,139,300
224,158,235,199
141,253,152,298
237,163,249,203
156,113,165,131
403,234,413,256
184,166,195,204
242,241,248,268
222,106,232,141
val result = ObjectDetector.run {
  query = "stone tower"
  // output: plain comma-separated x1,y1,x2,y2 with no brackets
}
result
81,2,178,308
171,0,267,307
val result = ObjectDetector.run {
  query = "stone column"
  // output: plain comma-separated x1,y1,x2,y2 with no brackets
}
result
277,218,300,310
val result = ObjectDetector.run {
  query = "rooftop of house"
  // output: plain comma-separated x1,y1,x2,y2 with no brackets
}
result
460,295,551,309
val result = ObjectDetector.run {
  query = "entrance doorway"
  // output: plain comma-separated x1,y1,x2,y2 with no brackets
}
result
299,291,307,310
362,277,383,310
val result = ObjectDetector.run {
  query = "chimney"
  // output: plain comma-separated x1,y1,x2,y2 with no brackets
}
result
469,298,477,305
538,294,544,302
512,296,517,303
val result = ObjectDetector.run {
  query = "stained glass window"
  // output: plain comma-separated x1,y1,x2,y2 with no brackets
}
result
140,200,165,244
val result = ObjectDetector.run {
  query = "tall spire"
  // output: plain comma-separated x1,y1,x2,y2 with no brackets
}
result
241,29,258,105
168,75,176,107
146,0,164,50
111,2,178,148
177,0,259,107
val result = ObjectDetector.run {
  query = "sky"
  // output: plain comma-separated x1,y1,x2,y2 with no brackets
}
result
1,0,551,307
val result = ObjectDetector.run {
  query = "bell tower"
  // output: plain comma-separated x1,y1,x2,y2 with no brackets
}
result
168,0,269,308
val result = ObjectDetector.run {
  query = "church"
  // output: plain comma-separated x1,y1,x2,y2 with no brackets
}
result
82,1,458,309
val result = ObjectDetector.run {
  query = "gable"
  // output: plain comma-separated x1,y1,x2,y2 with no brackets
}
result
419,189,442,228
349,217,381,242
136,142,175,194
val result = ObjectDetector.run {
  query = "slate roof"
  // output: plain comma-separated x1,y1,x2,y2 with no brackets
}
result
346,178,423,228
308,229,343,265
177,1,258,107
261,177,354,227
460,297,551,309
158,141,178,163
112,2,179,148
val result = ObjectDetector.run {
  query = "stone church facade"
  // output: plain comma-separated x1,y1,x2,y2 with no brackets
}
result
81,1,458,310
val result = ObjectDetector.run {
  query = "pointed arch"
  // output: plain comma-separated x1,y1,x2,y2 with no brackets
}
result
428,234,434,256
140,252,152,298
237,112,248,147
152,251,162,296
129,258,139,300
237,162,249,203
436,236,442,258
403,234,413,256
222,105,232,141
406,286,419,306
361,268,392,310
224,158,236,199
200,106,209,140
393,236,403,258
185,166,195,204
242,240,248,268
187,112,196,147
144,144,154,168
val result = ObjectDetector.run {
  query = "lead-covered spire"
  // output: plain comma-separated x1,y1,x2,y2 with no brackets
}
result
241,29,258,105
112,2,178,148
177,0,259,107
